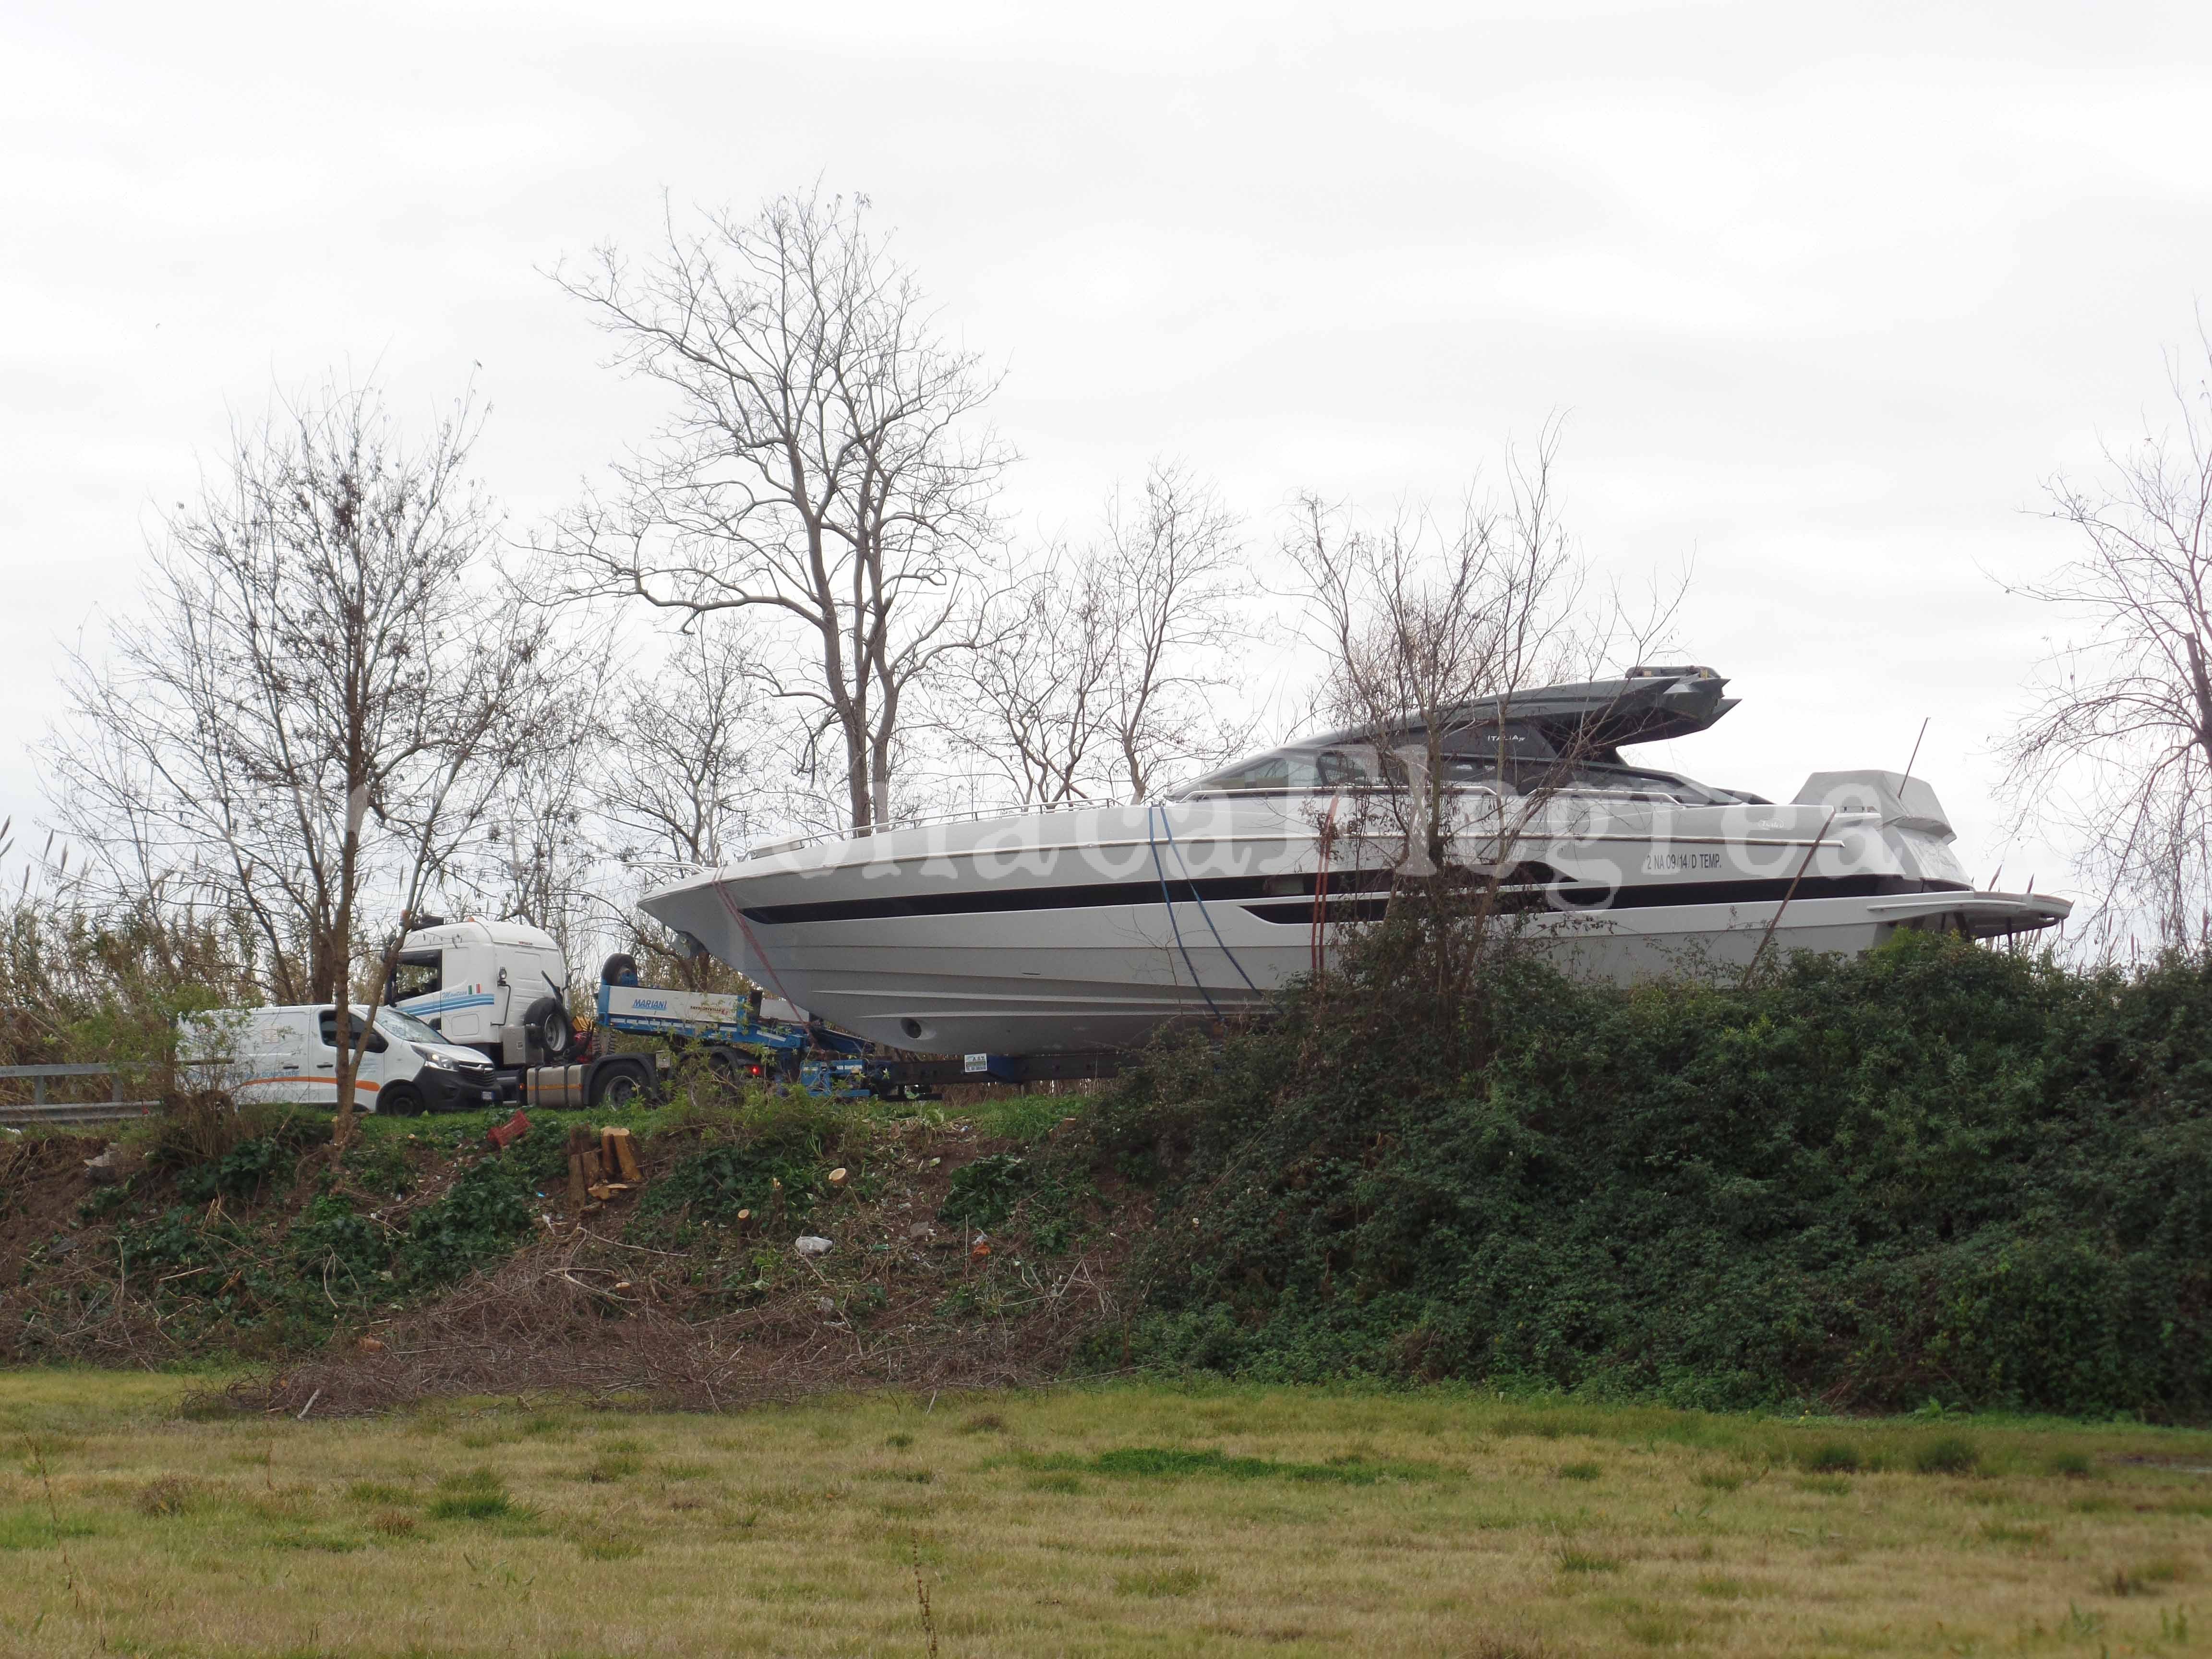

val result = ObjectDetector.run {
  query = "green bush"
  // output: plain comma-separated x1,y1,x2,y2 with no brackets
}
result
174,1134,295,1204
394,1156,539,1288
1096,930,2212,1418
940,1154,1031,1230
287,1195,387,1293
151,1099,322,1181
637,1100,849,1226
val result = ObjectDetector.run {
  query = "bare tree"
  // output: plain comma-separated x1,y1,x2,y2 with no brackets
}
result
553,188,1010,833
1098,462,1255,802
462,649,614,973
49,377,555,1146
2004,336,2212,955
944,541,1119,807
601,625,778,879
1295,432,1591,830
950,461,1254,807
591,625,783,988
1288,428,1676,996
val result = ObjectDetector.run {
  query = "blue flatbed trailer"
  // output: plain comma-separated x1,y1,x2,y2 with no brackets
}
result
590,980,870,1097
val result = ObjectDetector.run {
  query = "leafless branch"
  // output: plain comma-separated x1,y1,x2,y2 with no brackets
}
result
46,374,560,1145
2001,330,2212,955
548,188,1011,832
945,460,1258,807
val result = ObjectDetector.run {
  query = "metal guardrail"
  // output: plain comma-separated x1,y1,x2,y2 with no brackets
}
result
0,1064,162,1127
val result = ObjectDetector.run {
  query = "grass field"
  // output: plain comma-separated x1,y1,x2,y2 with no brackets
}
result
3,1372,2210,1657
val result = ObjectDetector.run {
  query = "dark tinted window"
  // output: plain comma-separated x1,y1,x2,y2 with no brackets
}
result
1196,753,1293,793
316,1009,389,1054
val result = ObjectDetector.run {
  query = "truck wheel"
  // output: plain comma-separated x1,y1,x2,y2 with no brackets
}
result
600,952,640,986
379,1082,427,1117
591,1063,648,1109
523,996,574,1061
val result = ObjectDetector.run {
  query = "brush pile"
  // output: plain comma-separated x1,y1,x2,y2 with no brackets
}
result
243,1196,1120,1415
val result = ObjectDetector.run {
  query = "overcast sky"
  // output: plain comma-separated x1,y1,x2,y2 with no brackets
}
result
6,0,2210,921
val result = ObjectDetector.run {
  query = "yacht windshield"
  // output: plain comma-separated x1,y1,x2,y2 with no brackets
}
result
1170,745,1726,804
1169,745,1379,796
1440,757,1731,804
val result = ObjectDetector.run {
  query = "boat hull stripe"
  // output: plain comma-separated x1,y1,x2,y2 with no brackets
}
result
738,872,1969,926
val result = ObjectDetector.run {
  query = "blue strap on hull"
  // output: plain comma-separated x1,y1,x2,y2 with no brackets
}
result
1157,804,1262,994
1147,803,1224,1019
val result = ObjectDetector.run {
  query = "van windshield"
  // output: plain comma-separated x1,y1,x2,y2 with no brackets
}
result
374,1006,445,1046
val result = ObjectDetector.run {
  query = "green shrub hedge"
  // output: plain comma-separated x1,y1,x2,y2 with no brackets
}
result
1096,932,2212,1417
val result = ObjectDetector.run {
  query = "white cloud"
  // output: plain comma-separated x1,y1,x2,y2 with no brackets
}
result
5,0,2208,920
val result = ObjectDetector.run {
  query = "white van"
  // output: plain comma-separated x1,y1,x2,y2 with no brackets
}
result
180,1003,505,1116
384,918,575,1066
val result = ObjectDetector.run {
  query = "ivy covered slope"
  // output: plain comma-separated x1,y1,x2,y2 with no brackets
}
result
11,930,2211,1419
1,1090,1108,1371
1097,933,2212,1418
4,1104,574,1355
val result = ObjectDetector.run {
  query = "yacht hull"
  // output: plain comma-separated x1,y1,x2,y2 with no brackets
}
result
638,793,2069,1056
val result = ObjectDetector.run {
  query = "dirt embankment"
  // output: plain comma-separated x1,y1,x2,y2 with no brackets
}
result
0,1130,104,1283
1,1106,1143,1412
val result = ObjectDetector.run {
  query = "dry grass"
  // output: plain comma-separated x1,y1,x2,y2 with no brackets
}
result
3,1371,2212,1656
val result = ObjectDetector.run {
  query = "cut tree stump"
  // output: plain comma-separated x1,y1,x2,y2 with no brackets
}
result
604,1126,641,1181
565,1126,593,1213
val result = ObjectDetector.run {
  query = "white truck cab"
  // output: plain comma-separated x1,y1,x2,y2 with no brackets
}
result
385,918,576,1066
180,1003,504,1116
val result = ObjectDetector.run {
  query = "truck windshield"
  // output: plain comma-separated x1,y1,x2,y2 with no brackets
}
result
374,1006,446,1046
389,951,441,1000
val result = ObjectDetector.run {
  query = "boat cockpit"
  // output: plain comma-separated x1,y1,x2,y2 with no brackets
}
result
1161,744,1751,805
1161,665,1768,807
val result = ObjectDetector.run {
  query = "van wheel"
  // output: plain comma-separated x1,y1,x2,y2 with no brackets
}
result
523,996,574,1061
380,1082,427,1117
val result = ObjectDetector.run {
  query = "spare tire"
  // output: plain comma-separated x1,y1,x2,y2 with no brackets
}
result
522,995,575,1061
600,952,640,987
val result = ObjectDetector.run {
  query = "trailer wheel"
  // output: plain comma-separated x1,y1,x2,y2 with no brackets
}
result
705,1045,767,1090
600,952,640,986
590,1062,649,1109
523,996,575,1061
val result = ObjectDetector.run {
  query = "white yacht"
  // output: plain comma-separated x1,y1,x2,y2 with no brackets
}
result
637,667,2068,1056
